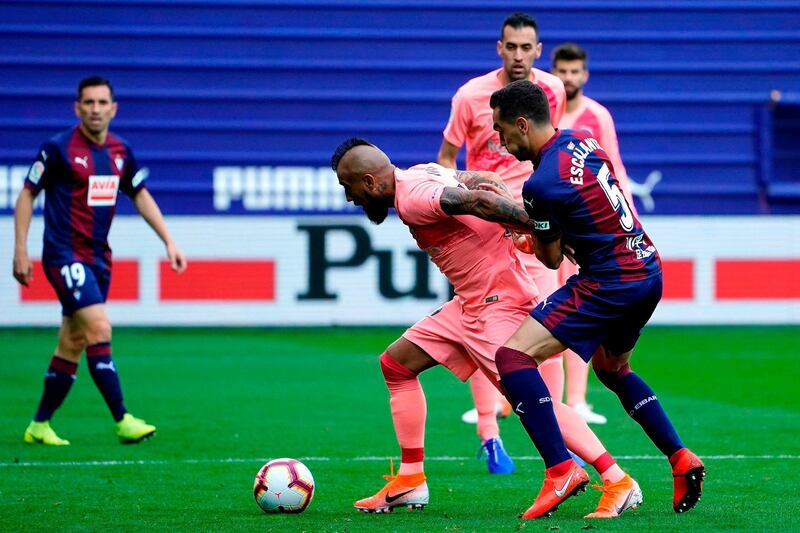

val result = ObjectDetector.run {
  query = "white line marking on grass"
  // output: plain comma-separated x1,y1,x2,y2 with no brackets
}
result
3,454,798,468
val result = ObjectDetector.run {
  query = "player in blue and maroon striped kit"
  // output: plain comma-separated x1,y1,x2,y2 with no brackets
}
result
483,80,704,519
13,76,187,445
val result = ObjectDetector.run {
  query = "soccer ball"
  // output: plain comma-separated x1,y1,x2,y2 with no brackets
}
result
253,458,315,513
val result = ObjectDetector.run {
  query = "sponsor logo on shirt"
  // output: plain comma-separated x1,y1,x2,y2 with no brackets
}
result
87,175,120,206
28,161,45,184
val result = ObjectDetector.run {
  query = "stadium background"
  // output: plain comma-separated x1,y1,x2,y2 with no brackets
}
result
1,0,798,325
2,1,800,531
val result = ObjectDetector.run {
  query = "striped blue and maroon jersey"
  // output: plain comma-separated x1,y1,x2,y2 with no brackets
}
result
522,129,661,281
24,126,147,268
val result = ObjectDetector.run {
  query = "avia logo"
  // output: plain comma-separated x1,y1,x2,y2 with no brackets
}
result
74,156,88,168
87,175,120,206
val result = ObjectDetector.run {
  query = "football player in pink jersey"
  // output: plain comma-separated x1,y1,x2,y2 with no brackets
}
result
437,12,586,468
550,42,639,425
332,137,639,519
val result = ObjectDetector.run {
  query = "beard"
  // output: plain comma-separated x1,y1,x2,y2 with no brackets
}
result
509,144,534,162
565,85,580,101
364,203,389,225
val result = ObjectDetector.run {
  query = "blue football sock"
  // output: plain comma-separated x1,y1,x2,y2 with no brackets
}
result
34,356,77,422
87,342,127,422
496,347,571,468
596,367,684,457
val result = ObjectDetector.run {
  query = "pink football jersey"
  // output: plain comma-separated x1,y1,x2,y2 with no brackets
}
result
443,67,566,198
393,163,538,313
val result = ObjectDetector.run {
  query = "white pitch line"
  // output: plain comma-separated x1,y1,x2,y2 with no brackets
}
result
2,454,798,468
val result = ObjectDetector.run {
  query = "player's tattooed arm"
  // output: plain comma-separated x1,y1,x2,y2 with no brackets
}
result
440,186,534,233
454,170,510,194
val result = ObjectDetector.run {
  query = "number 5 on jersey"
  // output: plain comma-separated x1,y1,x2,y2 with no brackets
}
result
596,163,634,231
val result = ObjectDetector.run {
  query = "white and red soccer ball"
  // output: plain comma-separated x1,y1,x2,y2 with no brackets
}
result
253,458,315,513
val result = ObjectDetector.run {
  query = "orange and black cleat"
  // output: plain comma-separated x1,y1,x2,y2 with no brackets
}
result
670,448,705,513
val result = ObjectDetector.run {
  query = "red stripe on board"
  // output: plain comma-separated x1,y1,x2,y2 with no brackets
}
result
159,260,275,301
20,260,139,301
716,259,800,299
661,260,694,300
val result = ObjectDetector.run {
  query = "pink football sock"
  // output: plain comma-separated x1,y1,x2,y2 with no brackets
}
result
553,401,614,473
538,353,565,404
380,353,426,475
565,350,590,406
592,451,627,483
469,370,500,441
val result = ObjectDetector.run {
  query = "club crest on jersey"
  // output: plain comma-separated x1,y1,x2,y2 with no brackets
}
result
87,175,120,206
114,155,125,171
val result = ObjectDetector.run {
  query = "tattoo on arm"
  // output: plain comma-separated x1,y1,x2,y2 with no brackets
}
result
454,170,509,193
440,187,532,232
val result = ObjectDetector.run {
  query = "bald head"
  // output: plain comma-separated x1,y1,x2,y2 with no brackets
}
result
336,144,393,181
331,137,396,224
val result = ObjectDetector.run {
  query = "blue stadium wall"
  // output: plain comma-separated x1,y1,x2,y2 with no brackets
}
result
1,0,799,216
1,1,799,326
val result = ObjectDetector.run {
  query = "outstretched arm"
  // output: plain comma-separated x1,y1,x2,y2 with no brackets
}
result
439,186,533,234
132,189,187,273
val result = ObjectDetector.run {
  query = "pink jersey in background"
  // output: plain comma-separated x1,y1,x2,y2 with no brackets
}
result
443,68,565,199
559,95,635,210
393,163,538,314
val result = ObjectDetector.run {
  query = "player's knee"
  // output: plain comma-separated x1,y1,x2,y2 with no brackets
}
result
591,356,632,389
85,319,112,344
495,346,538,376
379,352,418,388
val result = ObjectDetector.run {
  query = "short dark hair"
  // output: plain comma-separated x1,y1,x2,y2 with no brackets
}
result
77,76,114,101
552,42,588,67
490,80,551,126
331,137,372,171
501,12,539,41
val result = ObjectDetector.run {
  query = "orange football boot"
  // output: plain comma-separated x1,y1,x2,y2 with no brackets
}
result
521,460,590,519
670,448,705,513
354,460,428,513
584,474,643,518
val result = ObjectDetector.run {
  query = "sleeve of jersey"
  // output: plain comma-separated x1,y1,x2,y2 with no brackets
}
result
396,179,448,226
442,89,470,147
119,146,148,197
23,142,57,195
525,182,563,244
597,110,635,210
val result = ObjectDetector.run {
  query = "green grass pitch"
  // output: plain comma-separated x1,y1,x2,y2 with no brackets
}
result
1,326,798,532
